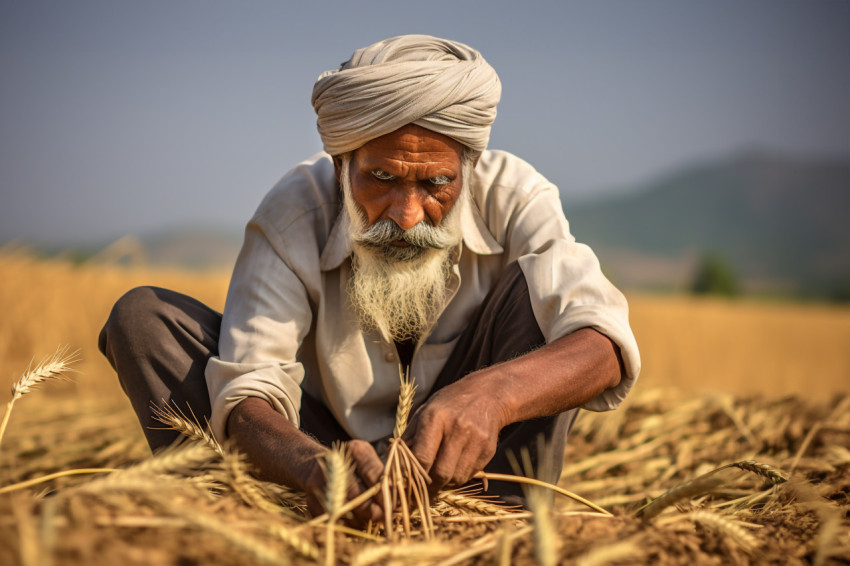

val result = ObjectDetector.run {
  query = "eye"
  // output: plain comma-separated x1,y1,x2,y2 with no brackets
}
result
429,175,451,186
371,169,395,181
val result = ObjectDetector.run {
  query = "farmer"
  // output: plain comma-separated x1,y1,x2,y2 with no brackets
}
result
99,35,640,522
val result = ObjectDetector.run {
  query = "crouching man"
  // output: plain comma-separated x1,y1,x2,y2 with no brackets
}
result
100,34,640,523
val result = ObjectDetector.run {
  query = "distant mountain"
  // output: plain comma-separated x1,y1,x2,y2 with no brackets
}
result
88,228,243,270
565,151,850,298
143,228,243,270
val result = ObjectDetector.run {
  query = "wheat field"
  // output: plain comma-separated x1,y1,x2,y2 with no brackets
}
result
1,250,848,565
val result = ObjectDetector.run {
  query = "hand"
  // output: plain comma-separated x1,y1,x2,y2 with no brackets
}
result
402,377,509,495
303,439,385,527
227,398,385,528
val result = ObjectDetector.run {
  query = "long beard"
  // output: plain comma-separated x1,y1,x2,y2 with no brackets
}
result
348,244,452,342
341,154,470,342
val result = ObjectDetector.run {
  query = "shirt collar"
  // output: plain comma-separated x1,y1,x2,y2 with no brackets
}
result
319,196,503,272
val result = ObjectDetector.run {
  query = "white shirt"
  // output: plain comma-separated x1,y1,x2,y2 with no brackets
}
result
206,150,641,442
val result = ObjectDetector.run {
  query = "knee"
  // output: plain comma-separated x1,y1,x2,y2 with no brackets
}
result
99,286,170,354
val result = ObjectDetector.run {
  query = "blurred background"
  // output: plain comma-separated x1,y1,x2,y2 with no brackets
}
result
1,0,848,401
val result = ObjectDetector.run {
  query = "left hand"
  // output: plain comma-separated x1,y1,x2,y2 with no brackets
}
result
401,376,510,495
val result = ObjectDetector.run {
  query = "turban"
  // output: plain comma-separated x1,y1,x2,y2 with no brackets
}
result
311,35,501,157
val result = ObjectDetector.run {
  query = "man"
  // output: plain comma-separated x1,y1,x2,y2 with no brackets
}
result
100,35,640,524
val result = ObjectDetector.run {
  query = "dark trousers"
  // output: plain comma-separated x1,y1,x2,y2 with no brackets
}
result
99,262,578,499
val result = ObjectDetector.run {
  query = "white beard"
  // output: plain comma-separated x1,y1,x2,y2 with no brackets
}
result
341,154,471,342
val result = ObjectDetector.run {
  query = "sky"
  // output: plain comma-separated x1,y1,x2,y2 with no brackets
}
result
1,0,849,247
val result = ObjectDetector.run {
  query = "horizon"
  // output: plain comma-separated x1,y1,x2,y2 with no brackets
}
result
2,0,849,247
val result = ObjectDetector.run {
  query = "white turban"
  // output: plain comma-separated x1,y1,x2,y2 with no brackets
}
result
311,35,501,156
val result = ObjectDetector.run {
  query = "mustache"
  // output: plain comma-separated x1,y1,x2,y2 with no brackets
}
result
354,219,458,250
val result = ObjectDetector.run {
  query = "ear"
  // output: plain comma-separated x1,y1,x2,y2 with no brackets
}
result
332,155,343,183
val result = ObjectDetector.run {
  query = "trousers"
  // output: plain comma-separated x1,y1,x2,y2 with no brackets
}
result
99,261,578,499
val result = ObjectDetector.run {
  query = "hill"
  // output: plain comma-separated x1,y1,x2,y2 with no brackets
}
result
566,151,850,298
79,228,243,271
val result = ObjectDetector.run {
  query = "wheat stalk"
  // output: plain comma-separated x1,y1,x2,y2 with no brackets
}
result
636,473,726,520
381,429,434,540
438,525,534,566
0,346,78,449
79,441,219,494
475,472,611,515
576,538,643,566
352,541,456,566
512,441,559,566
636,459,785,520
528,486,558,566
171,504,292,566
0,468,116,495
376,366,434,540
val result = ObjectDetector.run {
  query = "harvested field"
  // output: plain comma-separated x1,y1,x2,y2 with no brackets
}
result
1,251,848,565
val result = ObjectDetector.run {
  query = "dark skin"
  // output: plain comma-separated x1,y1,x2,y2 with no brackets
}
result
228,124,624,525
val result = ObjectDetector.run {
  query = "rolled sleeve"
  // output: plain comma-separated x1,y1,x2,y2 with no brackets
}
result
518,240,641,412
505,178,641,412
205,225,313,440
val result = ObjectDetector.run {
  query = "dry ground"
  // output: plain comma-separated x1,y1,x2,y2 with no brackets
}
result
0,251,848,565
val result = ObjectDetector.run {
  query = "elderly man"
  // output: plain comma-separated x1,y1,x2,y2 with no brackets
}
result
100,35,640,522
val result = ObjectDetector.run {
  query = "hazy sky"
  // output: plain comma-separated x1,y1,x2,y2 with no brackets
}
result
2,0,849,246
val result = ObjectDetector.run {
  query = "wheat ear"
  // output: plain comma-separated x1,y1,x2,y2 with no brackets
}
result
267,524,320,561
222,450,301,517
686,509,760,553
729,460,788,484
321,442,353,566
150,402,223,455
438,490,515,516
393,365,416,439
0,346,78,448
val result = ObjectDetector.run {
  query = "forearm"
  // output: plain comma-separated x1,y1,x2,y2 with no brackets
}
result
471,327,624,426
226,397,326,491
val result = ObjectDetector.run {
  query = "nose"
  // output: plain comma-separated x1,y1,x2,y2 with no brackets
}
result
386,191,426,231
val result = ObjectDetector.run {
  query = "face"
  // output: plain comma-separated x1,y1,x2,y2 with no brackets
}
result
336,124,465,234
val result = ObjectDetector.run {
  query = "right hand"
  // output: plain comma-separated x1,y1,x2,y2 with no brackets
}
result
227,398,386,528
303,439,385,527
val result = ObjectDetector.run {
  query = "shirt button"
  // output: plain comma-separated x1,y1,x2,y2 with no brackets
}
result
384,352,396,362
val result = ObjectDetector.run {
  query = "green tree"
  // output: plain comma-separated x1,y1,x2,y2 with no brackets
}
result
691,252,739,297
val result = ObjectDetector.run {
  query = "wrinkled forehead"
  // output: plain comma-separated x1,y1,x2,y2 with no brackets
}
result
353,125,466,165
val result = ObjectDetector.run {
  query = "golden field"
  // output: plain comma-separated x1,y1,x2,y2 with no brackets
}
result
1,250,847,407
0,251,848,565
